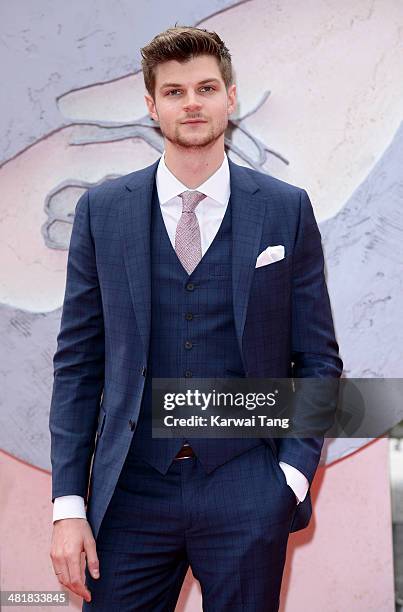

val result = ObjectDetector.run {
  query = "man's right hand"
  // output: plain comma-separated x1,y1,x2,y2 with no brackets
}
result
50,518,100,603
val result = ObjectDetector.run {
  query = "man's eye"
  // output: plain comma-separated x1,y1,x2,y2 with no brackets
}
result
166,86,215,96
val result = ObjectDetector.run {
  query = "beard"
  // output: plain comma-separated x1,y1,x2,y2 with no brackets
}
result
159,115,228,150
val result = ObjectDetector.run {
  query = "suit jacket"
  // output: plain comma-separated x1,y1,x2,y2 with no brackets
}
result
49,156,343,538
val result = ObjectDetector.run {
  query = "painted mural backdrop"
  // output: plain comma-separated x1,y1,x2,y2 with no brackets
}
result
1,0,402,473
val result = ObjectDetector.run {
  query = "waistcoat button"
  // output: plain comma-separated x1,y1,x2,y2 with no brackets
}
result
185,312,193,320
186,283,195,291
184,371,193,378
184,341,193,349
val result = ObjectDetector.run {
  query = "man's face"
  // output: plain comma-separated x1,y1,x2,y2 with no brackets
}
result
145,54,236,149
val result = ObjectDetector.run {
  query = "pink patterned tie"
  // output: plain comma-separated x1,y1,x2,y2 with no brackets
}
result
175,190,206,274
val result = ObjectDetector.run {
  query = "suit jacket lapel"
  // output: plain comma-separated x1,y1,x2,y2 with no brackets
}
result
228,158,265,366
119,156,266,366
119,159,159,358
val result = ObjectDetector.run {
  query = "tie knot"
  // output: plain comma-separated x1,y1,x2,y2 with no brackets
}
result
179,190,206,213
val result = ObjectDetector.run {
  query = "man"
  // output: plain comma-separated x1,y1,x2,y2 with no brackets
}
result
49,26,343,611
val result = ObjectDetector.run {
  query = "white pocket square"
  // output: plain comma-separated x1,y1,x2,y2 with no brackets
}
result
255,245,285,268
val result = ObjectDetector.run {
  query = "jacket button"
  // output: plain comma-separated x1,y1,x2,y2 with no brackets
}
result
184,340,193,349
129,419,136,431
185,312,193,320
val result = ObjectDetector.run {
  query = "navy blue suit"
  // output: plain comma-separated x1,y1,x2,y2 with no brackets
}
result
49,157,342,610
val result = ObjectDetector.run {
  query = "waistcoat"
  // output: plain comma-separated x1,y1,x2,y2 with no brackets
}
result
128,183,263,473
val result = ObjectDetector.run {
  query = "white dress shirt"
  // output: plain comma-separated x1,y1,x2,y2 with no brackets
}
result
53,152,308,522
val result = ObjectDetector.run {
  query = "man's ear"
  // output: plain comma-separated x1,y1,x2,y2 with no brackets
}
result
227,83,237,116
144,94,158,122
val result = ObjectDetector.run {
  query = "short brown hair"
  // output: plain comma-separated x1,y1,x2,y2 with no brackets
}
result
140,25,233,99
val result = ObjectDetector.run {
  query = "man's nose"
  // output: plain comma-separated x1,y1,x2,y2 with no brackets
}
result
183,93,202,111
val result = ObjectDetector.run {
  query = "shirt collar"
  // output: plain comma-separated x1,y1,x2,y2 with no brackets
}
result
156,151,230,206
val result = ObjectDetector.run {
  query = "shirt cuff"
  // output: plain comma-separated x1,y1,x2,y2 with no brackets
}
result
278,461,309,504
53,495,87,522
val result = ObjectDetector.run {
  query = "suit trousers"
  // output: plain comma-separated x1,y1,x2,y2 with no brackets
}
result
82,443,298,611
